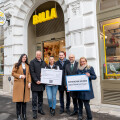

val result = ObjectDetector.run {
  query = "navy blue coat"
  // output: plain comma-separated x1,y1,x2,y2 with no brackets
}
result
55,59,70,91
77,66,97,100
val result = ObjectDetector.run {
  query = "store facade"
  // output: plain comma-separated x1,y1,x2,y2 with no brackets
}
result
1,0,101,106
97,0,120,105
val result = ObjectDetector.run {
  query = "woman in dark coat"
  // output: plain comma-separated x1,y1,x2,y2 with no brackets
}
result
77,57,97,120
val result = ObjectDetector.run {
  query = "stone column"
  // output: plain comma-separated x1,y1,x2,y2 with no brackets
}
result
65,0,101,105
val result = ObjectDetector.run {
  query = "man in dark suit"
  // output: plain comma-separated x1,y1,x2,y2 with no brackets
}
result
56,51,70,114
29,51,46,119
65,54,78,116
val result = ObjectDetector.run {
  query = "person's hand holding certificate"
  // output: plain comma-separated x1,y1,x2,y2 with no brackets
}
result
41,68,62,85
66,74,90,91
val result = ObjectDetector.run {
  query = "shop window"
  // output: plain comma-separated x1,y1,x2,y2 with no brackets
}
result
100,18,120,80
0,46,4,75
100,0,120,10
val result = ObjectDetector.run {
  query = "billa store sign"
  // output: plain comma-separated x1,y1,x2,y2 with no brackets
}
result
0,9,6,26
33,8,58,25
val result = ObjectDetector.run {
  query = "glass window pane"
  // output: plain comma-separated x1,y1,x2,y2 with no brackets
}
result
100,0,120,10
100,18,120,80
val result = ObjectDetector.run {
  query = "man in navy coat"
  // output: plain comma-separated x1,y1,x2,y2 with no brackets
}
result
56,51,70,114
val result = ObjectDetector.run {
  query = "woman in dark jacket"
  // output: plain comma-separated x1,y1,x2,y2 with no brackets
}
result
77,57,96,120
46,56,58,116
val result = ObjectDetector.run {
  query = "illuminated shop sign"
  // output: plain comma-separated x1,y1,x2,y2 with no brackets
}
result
0,9,6,26
33,8,58,25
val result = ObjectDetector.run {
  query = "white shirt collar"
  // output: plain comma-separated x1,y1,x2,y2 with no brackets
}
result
22,62,25,69
71,61,75,66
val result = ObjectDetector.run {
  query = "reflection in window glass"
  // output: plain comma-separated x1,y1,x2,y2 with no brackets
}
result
100,0,120,10
100,18,120,80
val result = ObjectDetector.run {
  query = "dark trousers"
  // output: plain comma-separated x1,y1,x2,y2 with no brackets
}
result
73,98,78,112
16,102,26,115
59,90,70,110
78,99,92,120
32,91,43,111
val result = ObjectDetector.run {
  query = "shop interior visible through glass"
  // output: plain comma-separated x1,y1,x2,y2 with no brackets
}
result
100,18,120,80
43,39,66,65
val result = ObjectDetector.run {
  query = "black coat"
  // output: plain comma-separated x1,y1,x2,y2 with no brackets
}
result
65,61,78,98
55,59,70,91
29,58,46,91
47,64,57,70
77,66,97,100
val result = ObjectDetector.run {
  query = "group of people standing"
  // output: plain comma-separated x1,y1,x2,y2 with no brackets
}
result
12,50,97,120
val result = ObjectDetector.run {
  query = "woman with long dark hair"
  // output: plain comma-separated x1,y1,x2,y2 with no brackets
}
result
12,54,31,120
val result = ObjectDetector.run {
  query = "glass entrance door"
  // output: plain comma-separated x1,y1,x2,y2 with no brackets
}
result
43,39,66,64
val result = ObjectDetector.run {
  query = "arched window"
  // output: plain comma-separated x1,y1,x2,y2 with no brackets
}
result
100,0,120,10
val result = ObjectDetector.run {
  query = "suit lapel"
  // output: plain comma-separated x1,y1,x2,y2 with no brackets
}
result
72,62,78,73
68,63,72,74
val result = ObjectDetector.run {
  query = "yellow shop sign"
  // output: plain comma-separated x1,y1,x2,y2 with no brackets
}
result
33,8,58,25
0,9,6,26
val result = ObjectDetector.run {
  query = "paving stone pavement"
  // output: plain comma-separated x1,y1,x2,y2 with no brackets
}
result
0,95,120,120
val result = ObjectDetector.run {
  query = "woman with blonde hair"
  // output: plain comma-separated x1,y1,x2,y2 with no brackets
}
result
12,54,31,120
77,57,96,120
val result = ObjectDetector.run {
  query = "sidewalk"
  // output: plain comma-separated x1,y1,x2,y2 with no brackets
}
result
0,94,120,120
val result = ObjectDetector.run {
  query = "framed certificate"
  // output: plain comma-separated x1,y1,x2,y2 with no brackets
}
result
41,68,62,85
66,74,90,91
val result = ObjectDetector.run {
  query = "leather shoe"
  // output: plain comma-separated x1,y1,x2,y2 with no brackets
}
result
70,111,78,116
22,114,27,120
66,109,71,115
78,115,82,120
59,109,64,114
17,115,22,120
33,111,37,119
38,109,45,115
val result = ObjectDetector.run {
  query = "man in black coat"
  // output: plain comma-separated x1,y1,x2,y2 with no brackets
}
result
29,51,46,119
55,51,70,114
65,54,78,116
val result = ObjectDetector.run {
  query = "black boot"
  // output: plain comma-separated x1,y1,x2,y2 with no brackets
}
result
22,114,27,120
38,103,45,115
50,107,53,115
17,115,22,120
52,109,55,116
33,111,37,119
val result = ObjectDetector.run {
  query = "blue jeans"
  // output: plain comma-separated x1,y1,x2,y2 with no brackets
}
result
46,85,58,109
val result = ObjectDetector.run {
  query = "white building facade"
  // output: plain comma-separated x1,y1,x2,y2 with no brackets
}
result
0,0,120,109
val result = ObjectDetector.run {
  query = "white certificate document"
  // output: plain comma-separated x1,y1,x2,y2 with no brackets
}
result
66,74,90,91
41,68,62,85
